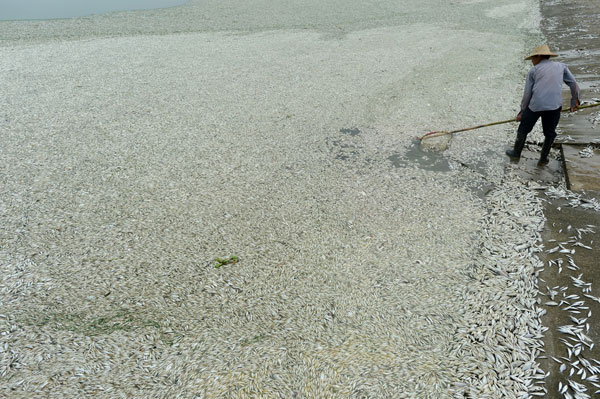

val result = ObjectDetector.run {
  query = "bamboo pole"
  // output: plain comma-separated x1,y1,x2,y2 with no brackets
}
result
420,102,600,141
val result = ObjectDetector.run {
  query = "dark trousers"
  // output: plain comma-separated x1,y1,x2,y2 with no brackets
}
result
518,106,562,142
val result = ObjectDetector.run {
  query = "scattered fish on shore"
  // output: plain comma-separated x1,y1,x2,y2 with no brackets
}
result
578,146,595,158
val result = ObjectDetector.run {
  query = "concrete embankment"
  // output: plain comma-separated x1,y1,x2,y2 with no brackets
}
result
533,1,600,398
542,0,600,191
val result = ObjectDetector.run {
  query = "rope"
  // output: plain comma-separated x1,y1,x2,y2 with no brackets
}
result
420,102,600,141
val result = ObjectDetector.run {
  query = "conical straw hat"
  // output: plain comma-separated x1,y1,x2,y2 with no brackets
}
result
524,44,558,60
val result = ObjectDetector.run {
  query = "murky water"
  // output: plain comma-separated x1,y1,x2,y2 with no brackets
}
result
388,140,452,172
0,0,187,21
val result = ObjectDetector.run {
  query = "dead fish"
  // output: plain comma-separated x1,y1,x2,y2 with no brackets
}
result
560,364,567,373
573,242,593,250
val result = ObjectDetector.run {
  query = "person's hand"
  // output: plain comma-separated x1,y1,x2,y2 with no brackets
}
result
570,99,581,112
516,111,522,122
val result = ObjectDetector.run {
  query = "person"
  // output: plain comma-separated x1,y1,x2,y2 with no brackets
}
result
506,44,580,164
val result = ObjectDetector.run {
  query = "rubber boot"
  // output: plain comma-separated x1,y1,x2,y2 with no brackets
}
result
505,132,527,158
538,139,553,165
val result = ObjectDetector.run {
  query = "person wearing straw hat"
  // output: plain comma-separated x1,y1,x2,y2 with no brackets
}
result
506,44,580,164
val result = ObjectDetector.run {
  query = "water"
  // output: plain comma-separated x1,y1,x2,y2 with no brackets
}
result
388,140,452,172
0,0,187,21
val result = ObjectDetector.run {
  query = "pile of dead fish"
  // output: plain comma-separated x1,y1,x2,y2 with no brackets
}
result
451,176,600,398
451,178,549,398
578,146,595,158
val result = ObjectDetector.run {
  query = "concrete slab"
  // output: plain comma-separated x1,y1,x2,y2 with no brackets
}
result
508,149,563,185
555,134,600,146
556,107,600,144
561,144,600,192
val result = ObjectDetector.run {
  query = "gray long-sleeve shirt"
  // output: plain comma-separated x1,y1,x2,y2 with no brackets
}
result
520,59,580,112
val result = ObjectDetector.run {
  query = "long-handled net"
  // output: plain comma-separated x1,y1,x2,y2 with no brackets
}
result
420,102,600,141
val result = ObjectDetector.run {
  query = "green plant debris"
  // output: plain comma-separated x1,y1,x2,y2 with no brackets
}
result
241,333,268,346
30,310,161,336
214,255,239,268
